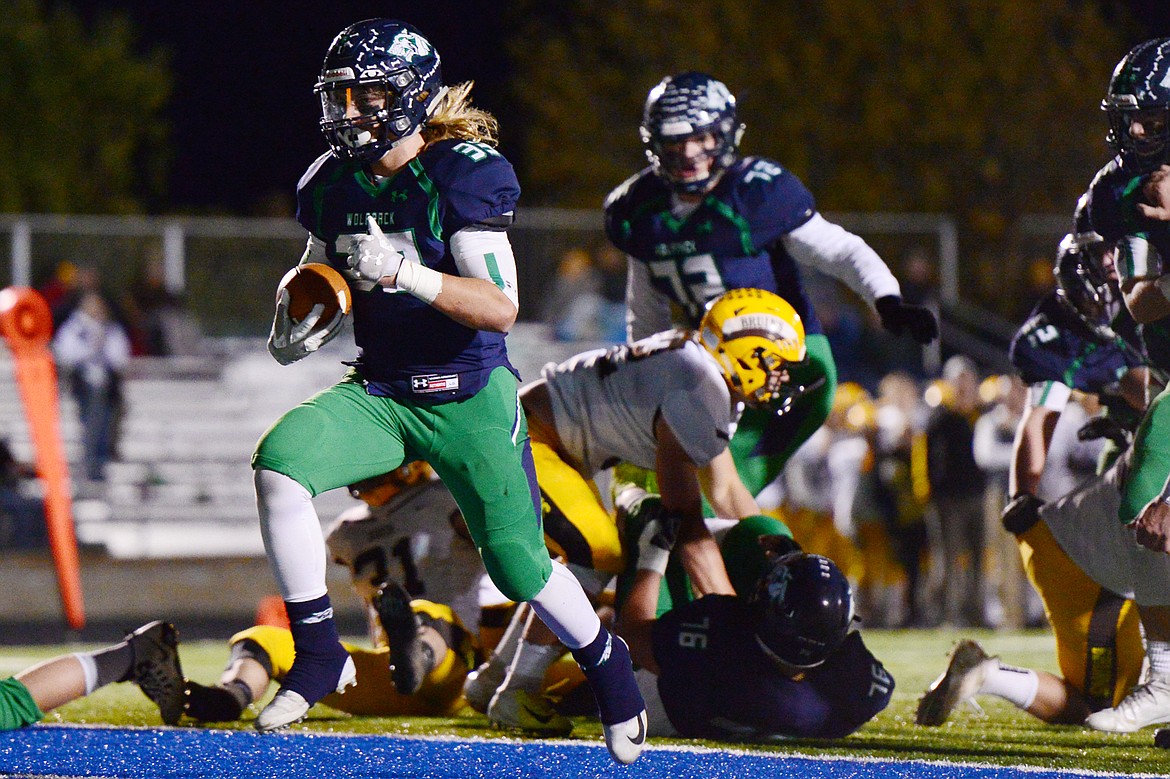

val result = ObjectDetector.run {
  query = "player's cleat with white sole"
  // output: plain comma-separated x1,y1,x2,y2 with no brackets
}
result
254,655,356,732
1085,673,1170,733
123,620,187,726
604,709,648,765
373,581,432,695
487,687,573,736
463,658,507,714
916,639,994,726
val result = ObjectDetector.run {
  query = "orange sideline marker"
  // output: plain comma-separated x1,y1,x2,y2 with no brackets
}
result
0,287,85,630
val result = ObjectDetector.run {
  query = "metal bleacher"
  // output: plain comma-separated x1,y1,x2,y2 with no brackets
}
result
0,323,600,561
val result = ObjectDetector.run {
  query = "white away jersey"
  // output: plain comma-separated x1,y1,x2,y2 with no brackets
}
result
325,479,490,632
543,332,735,475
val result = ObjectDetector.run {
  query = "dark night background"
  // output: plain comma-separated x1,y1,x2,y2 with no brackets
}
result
67,0,1170,216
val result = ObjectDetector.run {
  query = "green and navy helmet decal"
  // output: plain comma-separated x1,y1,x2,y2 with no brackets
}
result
1102,38,1170,173
315,19,446,164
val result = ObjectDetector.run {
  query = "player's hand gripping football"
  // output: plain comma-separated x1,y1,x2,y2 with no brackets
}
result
267,287,345,365
346,215,404,291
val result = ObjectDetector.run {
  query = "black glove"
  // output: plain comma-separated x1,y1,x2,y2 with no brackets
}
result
1077,416,1132,448
1001,493,1044,536
875,295,939,344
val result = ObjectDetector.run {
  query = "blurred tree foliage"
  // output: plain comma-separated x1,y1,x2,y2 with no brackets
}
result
0,0,170,213
506,1,1126,309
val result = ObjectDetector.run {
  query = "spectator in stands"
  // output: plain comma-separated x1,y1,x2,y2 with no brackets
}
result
541,243,626,345
972,374,1031,628
872,372,931,626
0,437,45,549
925,355,988,627
52,291,132,482
122,255,206,357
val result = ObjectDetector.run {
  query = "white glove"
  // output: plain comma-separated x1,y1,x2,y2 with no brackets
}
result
636,512,681,576
346,215,404,292
267,288,345,365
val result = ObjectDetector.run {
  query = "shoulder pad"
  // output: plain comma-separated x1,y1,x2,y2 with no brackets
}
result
420,140,521,234
724,156,816,237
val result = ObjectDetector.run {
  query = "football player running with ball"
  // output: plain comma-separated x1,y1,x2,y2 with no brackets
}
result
251,19,645,763
606,72,938,499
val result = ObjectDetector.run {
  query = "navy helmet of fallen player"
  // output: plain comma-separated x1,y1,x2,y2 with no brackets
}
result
640,71,745,194
315,18,448,164
1102,37,1170,174
752,551,855,669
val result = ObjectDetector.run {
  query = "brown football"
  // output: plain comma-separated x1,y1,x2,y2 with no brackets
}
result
277,263,353,330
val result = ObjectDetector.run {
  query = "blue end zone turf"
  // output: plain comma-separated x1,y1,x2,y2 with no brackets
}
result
0,726,1153,779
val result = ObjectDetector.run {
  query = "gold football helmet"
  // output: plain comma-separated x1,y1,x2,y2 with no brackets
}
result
698,288,807,406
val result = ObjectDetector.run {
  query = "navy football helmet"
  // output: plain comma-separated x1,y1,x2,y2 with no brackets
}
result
1102,38,1170,173
315,19,446,164
751,552,854,669
1055,193,1119,329
640,72,745,194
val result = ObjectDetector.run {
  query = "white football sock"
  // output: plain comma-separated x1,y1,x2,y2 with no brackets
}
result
501,640,565,693
255,469,327,602
980,661,1039,709
1147,640,1170,678
527,559,602,649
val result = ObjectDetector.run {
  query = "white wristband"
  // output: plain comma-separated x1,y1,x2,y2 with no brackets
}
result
396,260,443,304
637,545,671,576
1156,274,1170,305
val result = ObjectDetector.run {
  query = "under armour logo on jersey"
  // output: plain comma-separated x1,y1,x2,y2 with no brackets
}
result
411,374,460,394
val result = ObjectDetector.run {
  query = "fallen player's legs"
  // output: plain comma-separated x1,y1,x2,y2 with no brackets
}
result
185,605,477,723
1,621,184,730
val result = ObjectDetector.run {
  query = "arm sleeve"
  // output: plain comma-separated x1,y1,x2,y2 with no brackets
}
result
780,213,902,304
449,227,520,309
626,257,673,341
1028,380,1072,412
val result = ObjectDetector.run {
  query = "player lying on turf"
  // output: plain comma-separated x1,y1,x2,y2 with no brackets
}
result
0,621,185,729
615,489,894,739
463,288,811,733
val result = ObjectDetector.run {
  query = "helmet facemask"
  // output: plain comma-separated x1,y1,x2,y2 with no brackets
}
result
699,288,808,410
315,19,446,165
1054,234,1120,331
1102,38,1170,173
641,72,744,195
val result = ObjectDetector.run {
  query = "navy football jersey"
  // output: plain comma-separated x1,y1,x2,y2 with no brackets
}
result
1086,158,1170,372
651,595,893,740
1010,293,1143,392
295,139,520,402
1010,294,1144,430
605,158,825,335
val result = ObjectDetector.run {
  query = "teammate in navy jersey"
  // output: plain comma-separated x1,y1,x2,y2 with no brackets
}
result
617,510,892,740
917,216,1148,729
251,19,645,762
1072,37,1170,735
605,72,938,498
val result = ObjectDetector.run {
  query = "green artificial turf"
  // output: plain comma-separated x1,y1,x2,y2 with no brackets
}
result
4,627,1170,775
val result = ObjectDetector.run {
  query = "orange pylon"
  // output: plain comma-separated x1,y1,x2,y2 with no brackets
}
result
0,287,85,630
